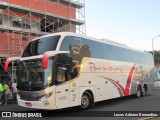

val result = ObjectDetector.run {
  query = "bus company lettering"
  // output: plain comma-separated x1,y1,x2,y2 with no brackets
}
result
89,62,131,73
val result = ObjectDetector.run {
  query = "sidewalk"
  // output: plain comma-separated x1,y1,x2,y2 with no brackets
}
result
155,81,160,87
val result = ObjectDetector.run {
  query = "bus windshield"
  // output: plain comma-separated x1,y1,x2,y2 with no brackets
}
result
17,58,53,91
22,35,60,57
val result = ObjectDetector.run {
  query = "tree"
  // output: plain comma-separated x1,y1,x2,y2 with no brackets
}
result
149,50,160,67
154,50,160,67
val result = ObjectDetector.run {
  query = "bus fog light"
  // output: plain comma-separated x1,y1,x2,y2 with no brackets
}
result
44,102,49,106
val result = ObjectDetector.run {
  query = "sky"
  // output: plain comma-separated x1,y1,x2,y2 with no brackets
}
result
85,0,160,51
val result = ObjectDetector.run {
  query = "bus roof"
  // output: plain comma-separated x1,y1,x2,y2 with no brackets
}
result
31,32,148,54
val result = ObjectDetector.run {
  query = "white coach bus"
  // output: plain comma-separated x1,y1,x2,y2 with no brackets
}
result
5,32,155,110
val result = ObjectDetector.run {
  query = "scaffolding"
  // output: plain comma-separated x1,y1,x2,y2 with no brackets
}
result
0,0,85,81
0,0,85,56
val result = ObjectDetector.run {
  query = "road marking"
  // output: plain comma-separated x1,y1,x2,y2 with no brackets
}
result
139,117,158,120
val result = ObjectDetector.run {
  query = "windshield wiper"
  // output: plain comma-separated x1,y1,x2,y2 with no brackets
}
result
30,84,48,88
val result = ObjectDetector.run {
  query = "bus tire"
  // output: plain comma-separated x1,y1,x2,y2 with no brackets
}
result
80,92,92,110
136,86,142,98
142,85,147,96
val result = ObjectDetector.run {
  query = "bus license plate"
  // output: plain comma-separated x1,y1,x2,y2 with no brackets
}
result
25,102,32,107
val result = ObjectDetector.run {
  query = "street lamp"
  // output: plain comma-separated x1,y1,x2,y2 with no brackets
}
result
152,35,160,65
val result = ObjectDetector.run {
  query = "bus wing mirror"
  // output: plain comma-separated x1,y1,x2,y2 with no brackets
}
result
42,53,49,69
4,58,10,72
57,67,67,83
4,57,20,72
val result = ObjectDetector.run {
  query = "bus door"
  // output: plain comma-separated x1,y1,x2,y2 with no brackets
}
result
55,54,70,109
68,66,79,107
55,76,69,109
68,44,90,106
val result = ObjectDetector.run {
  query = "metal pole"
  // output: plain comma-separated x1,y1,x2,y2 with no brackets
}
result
152,37,155,64
152,35,160,66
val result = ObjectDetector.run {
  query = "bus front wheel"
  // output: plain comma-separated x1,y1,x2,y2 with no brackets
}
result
80,92,92,109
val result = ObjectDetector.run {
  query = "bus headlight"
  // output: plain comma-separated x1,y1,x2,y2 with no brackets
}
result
39,92,53,101
17,94,20,99
39,95,49,101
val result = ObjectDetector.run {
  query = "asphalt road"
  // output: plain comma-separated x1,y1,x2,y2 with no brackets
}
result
1,87,160,120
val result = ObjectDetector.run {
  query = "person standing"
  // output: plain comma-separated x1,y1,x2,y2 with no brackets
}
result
3,81,10,105
12,79,17,101
0,82,4,99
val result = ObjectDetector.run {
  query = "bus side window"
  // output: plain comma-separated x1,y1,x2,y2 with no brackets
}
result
56,54,68,83
68,64,78,80
57,67,67,83
56,53,78,82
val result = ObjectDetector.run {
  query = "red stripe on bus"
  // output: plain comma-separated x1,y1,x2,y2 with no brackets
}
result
100,64,136,96
102,77,125,95
125,64,136,96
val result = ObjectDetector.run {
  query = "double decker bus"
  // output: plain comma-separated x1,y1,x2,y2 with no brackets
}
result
5,32,155,110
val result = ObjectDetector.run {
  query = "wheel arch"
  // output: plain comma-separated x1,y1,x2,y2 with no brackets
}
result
79,86,96,104
83,89,94,104
79,87,95,106
137,84,142,89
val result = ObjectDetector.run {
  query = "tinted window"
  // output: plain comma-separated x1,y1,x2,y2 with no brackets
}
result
60,36,104,58
103,43,153,65
37,36,60,54
82,39,103,58
60,36,153,65
17,58,53,91
60,36,82,51
22,35,60,57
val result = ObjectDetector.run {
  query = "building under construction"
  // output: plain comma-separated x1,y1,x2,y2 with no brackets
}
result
0,0,85,82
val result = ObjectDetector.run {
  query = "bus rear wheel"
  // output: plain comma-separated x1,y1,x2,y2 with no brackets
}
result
142,85,147,96
136,86,142,98
81,92,92,110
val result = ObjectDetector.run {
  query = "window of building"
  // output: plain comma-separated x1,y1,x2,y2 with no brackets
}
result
0,19,2,25
13,21,22,28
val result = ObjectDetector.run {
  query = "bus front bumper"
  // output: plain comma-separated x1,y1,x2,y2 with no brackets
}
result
17,97,56,110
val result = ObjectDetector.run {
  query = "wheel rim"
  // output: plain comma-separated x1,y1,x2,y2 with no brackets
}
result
137,89,141,97
143,88,146,96
81,95,89,108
